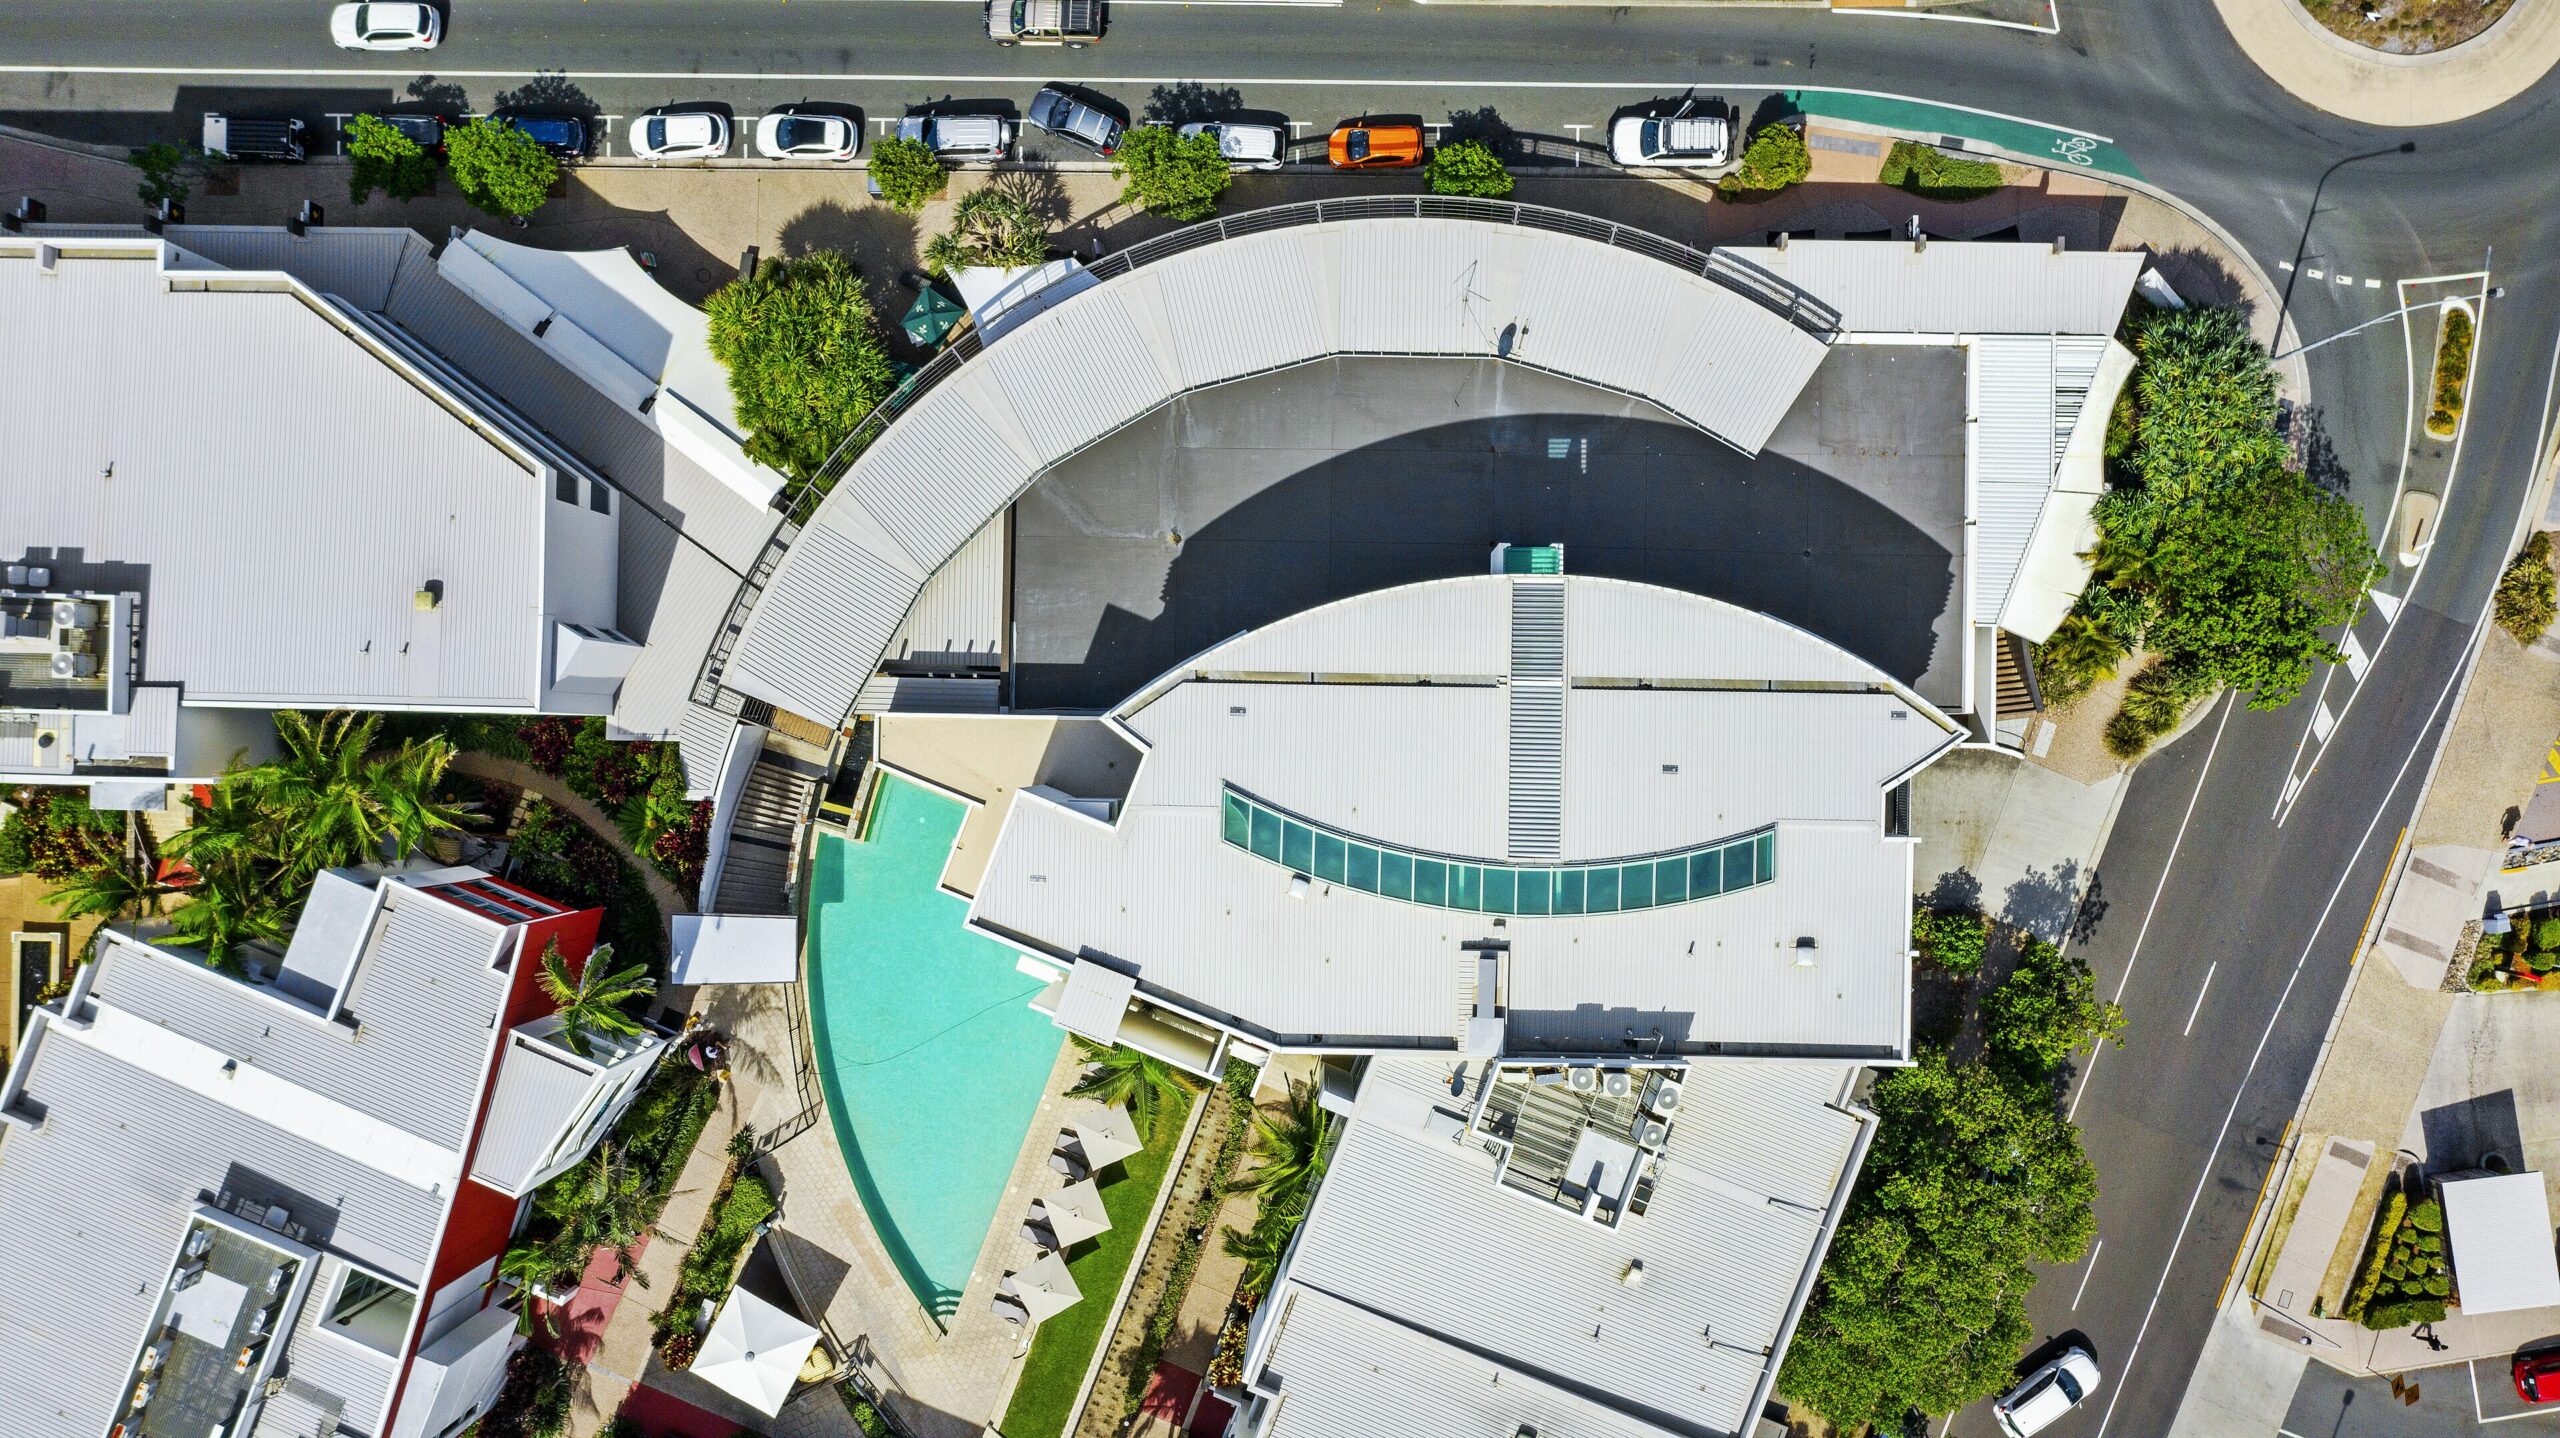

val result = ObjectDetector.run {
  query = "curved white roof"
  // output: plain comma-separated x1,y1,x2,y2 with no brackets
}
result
719,210,1836,723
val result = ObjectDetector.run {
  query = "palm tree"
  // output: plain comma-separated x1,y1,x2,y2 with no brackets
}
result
1068,1039,1198,1141
1228,1078,1330,1217
490,1236,585,1334
48,852,171,923
537,940,655,1058
244,711,463,874
161,867,293,965
1221,1209,1299,1301
365,732,463,861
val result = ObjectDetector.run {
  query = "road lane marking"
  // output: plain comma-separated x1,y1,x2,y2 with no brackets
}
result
2068,692,2237,1123
2089,622,2476,1438
2367,277,2384,288
0,65,2117,138
2182,962,2217,1036
2306,267,2325,279
2279,260,2295,271
2069,1239,2104,1309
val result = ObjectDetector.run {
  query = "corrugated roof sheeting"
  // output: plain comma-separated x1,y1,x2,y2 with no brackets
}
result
163,225,416,310
724,216,1834,725
272,1257,399,1432
468,1041,592,1190
1161,574,1509,679
1,249,546,709
722,524,929,716
1260,1287,1674,1438
0,1032,446,1438
886,519,1006,670
1971,336,2108,621
1276,1058,1863,1438
1566,577,1884,684
1715,241,2145,336
87,885,509,1151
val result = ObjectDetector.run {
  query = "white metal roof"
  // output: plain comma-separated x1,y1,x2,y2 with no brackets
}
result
1262,1058,1868,1438
1971,335,2112,624
0,239,558,710
722,214,1836,724
2441,1171,2560,1315
1714,241,2144,337
969,577,1952,1055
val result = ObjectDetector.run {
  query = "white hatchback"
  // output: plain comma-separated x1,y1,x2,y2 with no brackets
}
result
1994,1349,2102,1437
1178,120,1287,172
754,107,861,161
330,2,439,50
631,110,732,161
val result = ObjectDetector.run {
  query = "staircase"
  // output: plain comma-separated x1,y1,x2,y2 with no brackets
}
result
1508,578,1566,861
1995,631,2045,720
711,748,824,915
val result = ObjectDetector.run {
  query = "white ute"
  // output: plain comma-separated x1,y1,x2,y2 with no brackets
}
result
1609,100,1731,170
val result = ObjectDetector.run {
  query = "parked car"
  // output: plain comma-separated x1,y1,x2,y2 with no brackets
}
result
2515,1349,2560,1404
1993,1349,2102,1437
1027,87,1123,156
988,0,1102,46
631,109,731,161
1328,119,1424,170
330,1,440,50
754,105,861,161
201,115,308,164
362,112,450,156
1609,99,1731,169
1179,120,1286,171
494,111,591,160
893,111,1014,162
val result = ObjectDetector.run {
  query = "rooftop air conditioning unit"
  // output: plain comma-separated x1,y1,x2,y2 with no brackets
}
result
1568,1065,1598,1093
49,651,95,680
1635,1119,1669,1147
1645,1075,1683,1115
1603,1069,1632,1098
51,600,97,631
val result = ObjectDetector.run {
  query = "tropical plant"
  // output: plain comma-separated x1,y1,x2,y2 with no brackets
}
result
922,187,1053,276
704,249,898,482
346,113,435,205
1426,138,1514,199
1717,123,1810,195
1114,124,1232,221
446,117,559,219
244,711,461,875
537,939,655,1057
130,142,194,208
2101,654,2216,760
1982,939,2126,1080
869,134,949,213
2495,532,2557,644
1229,1078,1330,1216
161,864,295,965
490,1236,585,1333
47,849,169,924
0,788,125,880
1911,906,1988,977
1068,1039,1198,1139
1778,1052,2099,1431
1221,1205,1299,1299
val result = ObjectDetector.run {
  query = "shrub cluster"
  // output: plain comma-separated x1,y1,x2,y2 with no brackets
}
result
1879,141,2005,199
869,135,949,213
2494,532,2557,645
1427,139,1515,199
2427,307,2474,437
2345,1193,2451,1327
1717,123,1809,195
1911,905,1989,977
2102,655,2214,760
1115,124,1233,220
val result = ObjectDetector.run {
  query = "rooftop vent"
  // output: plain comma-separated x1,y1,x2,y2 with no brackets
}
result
1793,936,1820,968
1288,873,1311,900
414,584,441,612
1619,1259,1646,1287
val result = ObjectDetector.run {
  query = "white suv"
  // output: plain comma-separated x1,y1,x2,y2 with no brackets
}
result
330,2,439,50
1610,99,1731,170
1994,1349,2102,1437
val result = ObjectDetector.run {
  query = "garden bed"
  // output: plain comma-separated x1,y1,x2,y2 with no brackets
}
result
655,1150,780,1367
2428,304,2475,438
2342,1189,2452,1328
2298,0,2511,54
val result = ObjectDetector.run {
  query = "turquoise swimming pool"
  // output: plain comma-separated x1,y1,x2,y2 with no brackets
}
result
805,772,1064,1324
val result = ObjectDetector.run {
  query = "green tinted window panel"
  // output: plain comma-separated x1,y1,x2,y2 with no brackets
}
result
1726,836,1756,887
1691,847,1722,898
1552,869,1585,915
1222,793,1251,847
1586,866,1620,913
1314,834,1347,884
1621,863,1654,909
1483,867,1517,914
1250,807,1284,861
1451,865,1482,911
1414,859,1447,905
1756,832,1776,882
1347,844,1381,892
1655,858,1687,905
1516,870,1551,915
1381,852,1415,901
1282,822,1314,874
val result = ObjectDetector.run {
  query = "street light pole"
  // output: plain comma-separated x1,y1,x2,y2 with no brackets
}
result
2275,143,2418,341
2273,287,2503,361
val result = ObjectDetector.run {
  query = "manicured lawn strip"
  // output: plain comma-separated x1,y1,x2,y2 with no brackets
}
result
999,1099,1193,1438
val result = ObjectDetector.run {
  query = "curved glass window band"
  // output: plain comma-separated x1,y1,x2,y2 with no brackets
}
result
1218,786,1774,915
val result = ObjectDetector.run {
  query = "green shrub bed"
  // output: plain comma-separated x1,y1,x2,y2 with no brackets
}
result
2427,307,2474,438
1879,141,2005,199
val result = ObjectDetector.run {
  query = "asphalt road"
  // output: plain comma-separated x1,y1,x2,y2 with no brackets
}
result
6,4,2560,1436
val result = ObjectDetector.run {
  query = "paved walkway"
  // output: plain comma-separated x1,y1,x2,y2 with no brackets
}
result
450,750,693,923
2210,0,2560,126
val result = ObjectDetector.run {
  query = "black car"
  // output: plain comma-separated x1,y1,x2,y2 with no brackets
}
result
360,112,449,155
493,110,591,160
1026,86,1123,156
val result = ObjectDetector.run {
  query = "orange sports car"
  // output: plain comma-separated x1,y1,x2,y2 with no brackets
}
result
1328,119,1425,169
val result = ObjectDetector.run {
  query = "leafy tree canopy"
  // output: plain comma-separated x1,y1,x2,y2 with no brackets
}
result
1719,123,1810,194
1115,124,1232,221
1779,1053,2099,1432
869,135,949,214
1983,939,2126,1080
704,249,898,482
347,114,436,205
1426,138,1514,199
922,187,1052,276
447,118,559,219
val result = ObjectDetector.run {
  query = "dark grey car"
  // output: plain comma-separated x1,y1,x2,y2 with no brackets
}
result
1026,86,1123,156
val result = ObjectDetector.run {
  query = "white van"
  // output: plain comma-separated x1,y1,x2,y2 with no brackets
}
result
894,112,1015,163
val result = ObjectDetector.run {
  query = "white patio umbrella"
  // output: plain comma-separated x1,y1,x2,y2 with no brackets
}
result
1070,1106,1143,1169
1006,1251,1084,1322
691,1287,822,1416
1040,1179,1112,1246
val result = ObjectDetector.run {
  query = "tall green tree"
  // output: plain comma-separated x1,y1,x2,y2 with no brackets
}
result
244,711,461,875
704,249,898,483
1426,139,1514,199
346,114,436,204
868,135,948,214
1228,1077,1330,1216
1983,940,2126,1080
47,849,168,923
1778,1053,2099,1432
162,865,295,963
1068,1039,1197,1140
446,117,559,219
1112,124,1231,221
536,940,656,1057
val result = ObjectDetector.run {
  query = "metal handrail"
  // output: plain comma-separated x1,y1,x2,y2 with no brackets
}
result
693,196,1841,704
